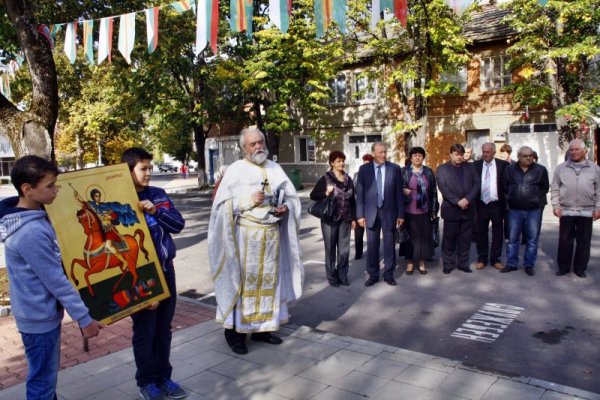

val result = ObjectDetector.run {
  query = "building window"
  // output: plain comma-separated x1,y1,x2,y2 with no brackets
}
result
480,55,512,91
327,75,346,105
296,136,315,163
510,123,558,134
441,67,467,93
354,74,377,102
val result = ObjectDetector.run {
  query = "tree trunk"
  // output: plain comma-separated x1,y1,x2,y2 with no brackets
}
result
192,123,208,188
0,0,59,160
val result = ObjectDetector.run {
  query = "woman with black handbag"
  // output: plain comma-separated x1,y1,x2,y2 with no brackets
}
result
310,151,356,287
401,147,439,275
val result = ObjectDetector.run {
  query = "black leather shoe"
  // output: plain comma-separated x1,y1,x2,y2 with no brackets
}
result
251,333,283,345
525,267,535,276
500,266,518,273
575,271,587,278
230,342,248,354
384,278,397,286
555,271,569,276
458,268,473,273
339,280,350,286
329,281,340,287
443,269,452,274
365,277,378,287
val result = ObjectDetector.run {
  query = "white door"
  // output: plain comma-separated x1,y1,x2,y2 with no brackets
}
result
345,134,381,177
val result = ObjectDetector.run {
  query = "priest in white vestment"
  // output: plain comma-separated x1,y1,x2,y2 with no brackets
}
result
208,128,304,355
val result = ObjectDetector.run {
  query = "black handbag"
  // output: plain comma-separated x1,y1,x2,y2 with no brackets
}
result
308,196,336,221
396,224,410,244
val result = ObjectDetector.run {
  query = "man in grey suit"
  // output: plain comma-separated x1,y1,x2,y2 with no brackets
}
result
436,143,480,274
356,142,405,286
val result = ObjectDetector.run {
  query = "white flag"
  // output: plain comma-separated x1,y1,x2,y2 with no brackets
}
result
118,13,136,64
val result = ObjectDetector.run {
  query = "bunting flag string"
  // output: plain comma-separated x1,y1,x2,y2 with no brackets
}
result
82,20,94,64
538,0,549,5
146,7,160,54
269,0,291,33
0,74,11,100
64,22,77,64
27,0,474,68
195,0,219,55
118,13,136,64
98,17,114,65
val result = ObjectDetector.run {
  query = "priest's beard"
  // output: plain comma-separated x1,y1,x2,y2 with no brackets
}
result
249,148,269,164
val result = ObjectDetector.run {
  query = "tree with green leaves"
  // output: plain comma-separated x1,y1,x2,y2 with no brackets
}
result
501,0,600,147
345,0,471,157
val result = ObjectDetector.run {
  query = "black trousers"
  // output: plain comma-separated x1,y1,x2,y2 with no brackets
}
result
475,201,504,265
132,268,177,387
557,216,593,274
354,225,365,258
321,219,351,284
442,217,473,271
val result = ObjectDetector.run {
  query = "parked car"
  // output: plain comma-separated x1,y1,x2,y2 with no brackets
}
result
157,163,178,172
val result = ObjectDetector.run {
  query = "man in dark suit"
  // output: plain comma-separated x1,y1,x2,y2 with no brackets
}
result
356,142,405,286
436,143,480,274
474,143,509,270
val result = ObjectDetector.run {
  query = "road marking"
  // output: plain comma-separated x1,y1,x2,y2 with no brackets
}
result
303,260,326,265
451,303,524,343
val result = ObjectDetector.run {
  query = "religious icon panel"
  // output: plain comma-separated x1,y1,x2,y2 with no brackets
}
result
46,164,169,324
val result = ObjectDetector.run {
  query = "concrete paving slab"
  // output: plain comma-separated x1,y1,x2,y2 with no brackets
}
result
357,352,411,380
209,357,264,380
482,378,545,400
92,362,137,386
530,378,600,400
270,375,328,400
541,390,588,400
170,351,233,382
371,379,433,399
298,349,373,384
394,364,449,389
332,370,390,396
311,385,374,400
179,370,234,395
438,369,498,400
58,375,116,400
0,382,24,400
207,379,287,400
80,387,131,400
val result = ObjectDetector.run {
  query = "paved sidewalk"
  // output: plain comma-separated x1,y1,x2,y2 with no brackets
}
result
1,300,598,400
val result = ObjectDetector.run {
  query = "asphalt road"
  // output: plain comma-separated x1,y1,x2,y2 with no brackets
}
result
140,187,600,394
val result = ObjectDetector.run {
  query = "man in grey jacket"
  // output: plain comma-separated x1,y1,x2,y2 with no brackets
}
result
551,139,600,278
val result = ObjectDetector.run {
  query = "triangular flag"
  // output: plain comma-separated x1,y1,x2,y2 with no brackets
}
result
538,0,549,5
444,0,472,16
98,17,114,65
196,0,219,55
82,20,94,64
230,0,253,37
64,22,77,64
332,0,347,34
269,0,290,33
146,7,159,54
171,0,195,14
315,0,332,38
371,0,381,31
118,13,136,64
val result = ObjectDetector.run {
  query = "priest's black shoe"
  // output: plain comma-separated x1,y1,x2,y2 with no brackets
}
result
574,271,587,278
230,342,248,355
384,278,397,286
555,271,569,276
458,268,473,273
251,332,283,345
443,269,452,274
500,266,518,273
525,267,535,276
365,277,378,287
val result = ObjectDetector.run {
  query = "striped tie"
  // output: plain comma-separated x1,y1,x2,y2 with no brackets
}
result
482,163,491,204
377,165,383,208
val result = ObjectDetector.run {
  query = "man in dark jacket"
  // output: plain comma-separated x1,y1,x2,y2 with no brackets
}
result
474,143,509,270
503,146,549,276
436,143,480,274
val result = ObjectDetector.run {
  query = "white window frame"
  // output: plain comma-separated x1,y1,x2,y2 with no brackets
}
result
480,54,512,91
440,66,468,93
295,136,316,163
327,75,347,105
354,73,377,102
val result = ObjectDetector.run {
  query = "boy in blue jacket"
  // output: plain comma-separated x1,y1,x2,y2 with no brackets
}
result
0,155,102,400
121,148,187,400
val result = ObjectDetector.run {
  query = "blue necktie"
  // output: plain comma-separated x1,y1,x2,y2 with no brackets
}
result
482,163,492,204
377,165,383,208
